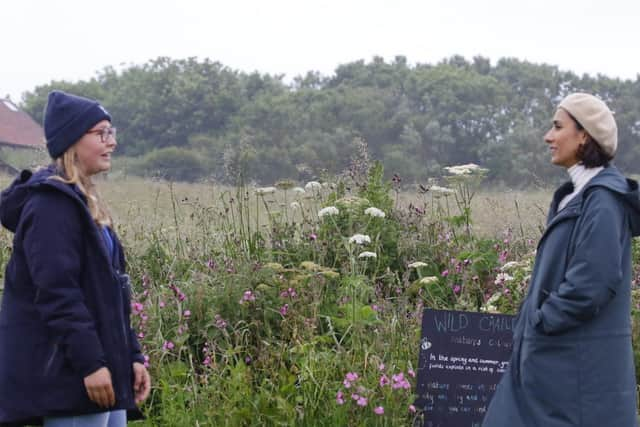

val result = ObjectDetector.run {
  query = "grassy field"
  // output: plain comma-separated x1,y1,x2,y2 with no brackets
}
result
0,169,634,426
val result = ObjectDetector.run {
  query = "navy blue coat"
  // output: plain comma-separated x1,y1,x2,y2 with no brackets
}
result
0,167,144,425
483,166,640,427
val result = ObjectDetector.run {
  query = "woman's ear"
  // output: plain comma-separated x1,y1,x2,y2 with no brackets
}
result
579,130,590,145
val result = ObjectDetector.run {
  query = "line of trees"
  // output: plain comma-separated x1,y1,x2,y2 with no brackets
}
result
21,55,640,185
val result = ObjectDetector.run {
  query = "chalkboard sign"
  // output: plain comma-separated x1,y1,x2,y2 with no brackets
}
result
415,309,515,427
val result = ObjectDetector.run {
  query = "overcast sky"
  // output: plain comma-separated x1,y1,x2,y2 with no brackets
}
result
3,0,640,102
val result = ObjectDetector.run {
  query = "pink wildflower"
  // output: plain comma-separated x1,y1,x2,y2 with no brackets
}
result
239,290,256,304
441,269,449,277
379,375,390,387
374,406,384,415
408,368,416,378
392,372,411,390
183,310,191,318
159,300,165,308
203,356,211,366
132,302,144,314
345,372,359,382
409,404,416,413
163,341,174,351
336,390,345,405
214,314,228,329
279,304,289,316
453,285,461,294
356,397,368,407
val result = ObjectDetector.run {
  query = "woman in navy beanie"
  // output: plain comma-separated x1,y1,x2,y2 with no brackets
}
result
0,91,150,426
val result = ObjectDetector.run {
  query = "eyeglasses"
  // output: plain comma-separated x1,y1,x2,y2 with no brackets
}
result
86,126,117,143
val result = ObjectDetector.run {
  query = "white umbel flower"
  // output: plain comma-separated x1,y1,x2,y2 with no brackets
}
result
430,185,455,195
364,207,386,218
305,181,322,191
408,261,428,269
318,206,339,218
255,187,277,195
292,187,306,194
500,261,521,271
444,163,487,176
348,234,371,245
358,251,377,259
419,276,439,285
494,273,514,285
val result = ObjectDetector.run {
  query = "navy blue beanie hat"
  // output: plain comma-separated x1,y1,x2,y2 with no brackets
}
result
44,90,111,158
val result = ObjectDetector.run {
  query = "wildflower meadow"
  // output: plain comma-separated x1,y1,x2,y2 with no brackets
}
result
1,160,640,426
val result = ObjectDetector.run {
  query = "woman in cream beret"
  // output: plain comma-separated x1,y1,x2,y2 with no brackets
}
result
483,93,640,427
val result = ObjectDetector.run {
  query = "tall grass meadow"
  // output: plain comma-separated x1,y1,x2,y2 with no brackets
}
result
1,157,639,426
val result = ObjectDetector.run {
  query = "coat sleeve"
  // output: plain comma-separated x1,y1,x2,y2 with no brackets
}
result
114,233,145,365
22,190,106,377
534,188,625,335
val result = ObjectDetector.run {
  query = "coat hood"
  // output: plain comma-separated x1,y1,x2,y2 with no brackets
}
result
0,166,84,233
584,166,640,237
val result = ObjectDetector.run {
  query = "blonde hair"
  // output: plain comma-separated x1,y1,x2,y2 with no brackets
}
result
51,146,113,227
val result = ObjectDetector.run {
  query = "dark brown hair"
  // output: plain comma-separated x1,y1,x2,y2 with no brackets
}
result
566,112,612,168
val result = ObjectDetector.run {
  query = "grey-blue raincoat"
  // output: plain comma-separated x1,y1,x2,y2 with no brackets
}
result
483,166,640,427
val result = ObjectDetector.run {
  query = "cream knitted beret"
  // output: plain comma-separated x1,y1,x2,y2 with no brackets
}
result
558,92,617,157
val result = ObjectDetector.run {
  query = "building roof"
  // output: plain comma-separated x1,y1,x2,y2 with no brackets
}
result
0,99,44,148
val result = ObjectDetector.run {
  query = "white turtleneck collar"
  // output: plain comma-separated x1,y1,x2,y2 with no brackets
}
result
558,163,604,211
